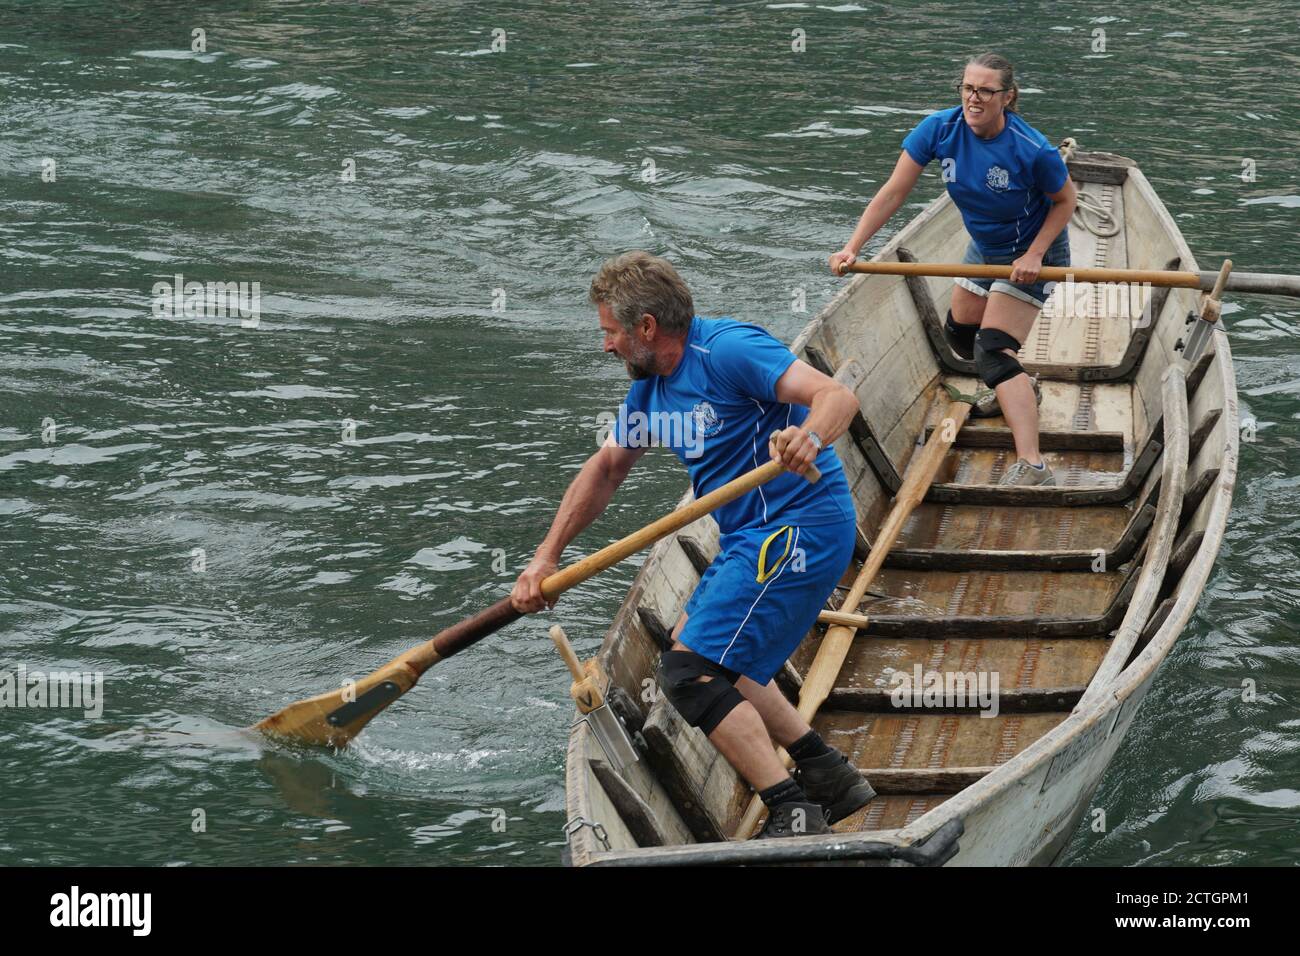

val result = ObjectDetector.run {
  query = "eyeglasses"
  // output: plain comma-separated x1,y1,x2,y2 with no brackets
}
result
956,82,1007,103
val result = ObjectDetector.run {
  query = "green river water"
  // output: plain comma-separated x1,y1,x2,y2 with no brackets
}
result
1,1,1298,865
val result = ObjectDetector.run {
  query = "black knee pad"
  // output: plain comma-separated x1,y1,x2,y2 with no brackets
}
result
974,328,1025,388
656,650,744,736
943,310,977,360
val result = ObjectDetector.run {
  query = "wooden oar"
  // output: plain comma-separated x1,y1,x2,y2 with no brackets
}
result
733,392,974,839
837,259,1300,297
254,444,820,749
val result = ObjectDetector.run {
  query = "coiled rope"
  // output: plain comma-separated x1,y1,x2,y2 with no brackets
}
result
1058,137,1122,238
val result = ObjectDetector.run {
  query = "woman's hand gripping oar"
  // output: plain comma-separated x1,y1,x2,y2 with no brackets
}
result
253,436,819,749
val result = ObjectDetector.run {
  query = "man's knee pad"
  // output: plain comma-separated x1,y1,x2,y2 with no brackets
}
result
974,328,1025,388
656,650,744,736
943,310,977,360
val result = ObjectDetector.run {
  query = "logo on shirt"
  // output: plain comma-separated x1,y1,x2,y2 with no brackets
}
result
985,165,1011,192
691,401,724,439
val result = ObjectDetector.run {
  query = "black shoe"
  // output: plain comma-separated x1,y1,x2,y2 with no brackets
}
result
755,801,831,839
794,750,877,824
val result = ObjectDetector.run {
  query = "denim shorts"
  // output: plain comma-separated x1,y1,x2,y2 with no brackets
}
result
956,229,1071,309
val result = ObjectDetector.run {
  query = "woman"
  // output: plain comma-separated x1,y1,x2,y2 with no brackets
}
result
830,53,1077,486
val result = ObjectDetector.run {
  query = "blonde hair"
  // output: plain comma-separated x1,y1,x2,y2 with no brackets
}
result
965,52,1019,113
589,251,694,336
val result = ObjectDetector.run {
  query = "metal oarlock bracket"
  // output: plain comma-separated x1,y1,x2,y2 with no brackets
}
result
1179,259,1232,364
550,625,640,771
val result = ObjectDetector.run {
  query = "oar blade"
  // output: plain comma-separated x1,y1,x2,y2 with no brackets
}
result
253,662,418,749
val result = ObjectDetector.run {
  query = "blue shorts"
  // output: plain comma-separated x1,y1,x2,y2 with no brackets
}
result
679,518,856,685
956,228,1071,309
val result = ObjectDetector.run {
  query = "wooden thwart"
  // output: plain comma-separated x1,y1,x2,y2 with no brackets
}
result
588,758,669,848
885,503,1154,572
855,767,995,795
641,700,729,843
926,434,1163,506
823,685,1084,714
923,424,1125,451
848,560,1143,639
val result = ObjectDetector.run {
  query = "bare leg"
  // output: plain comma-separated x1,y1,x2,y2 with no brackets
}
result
950,283,987,327
980,291,1045,465
735,675,810,749
703,690,790,791
995,376,1041,464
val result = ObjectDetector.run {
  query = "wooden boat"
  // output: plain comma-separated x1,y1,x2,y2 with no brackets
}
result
561,146,1238,866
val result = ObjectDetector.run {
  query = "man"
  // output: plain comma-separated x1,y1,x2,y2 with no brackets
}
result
512,251,876,838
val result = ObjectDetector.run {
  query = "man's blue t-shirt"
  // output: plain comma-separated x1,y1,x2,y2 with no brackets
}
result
902,106,1069,257
610,317,855,534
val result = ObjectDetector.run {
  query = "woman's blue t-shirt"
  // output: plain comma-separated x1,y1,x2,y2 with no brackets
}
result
902,106,1069,257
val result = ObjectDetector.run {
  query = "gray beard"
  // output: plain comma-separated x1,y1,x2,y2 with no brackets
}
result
625,358,654,380
623,345,657,380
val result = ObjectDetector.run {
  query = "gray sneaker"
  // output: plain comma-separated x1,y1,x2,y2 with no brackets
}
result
971,374,1042,419
1000,458,1056,486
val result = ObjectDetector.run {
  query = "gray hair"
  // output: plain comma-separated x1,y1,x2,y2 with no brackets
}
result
588,251,694,336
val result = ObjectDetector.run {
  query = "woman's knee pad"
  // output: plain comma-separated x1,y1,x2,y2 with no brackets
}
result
974,328,1024,388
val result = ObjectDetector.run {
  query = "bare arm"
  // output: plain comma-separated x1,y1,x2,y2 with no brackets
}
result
1012,178,1078,282
510,439,646,612
830,150,926,275
767,359,861,477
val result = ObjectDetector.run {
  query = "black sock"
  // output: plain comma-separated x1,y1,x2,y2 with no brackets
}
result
759,777,806,808
788,729,833,762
